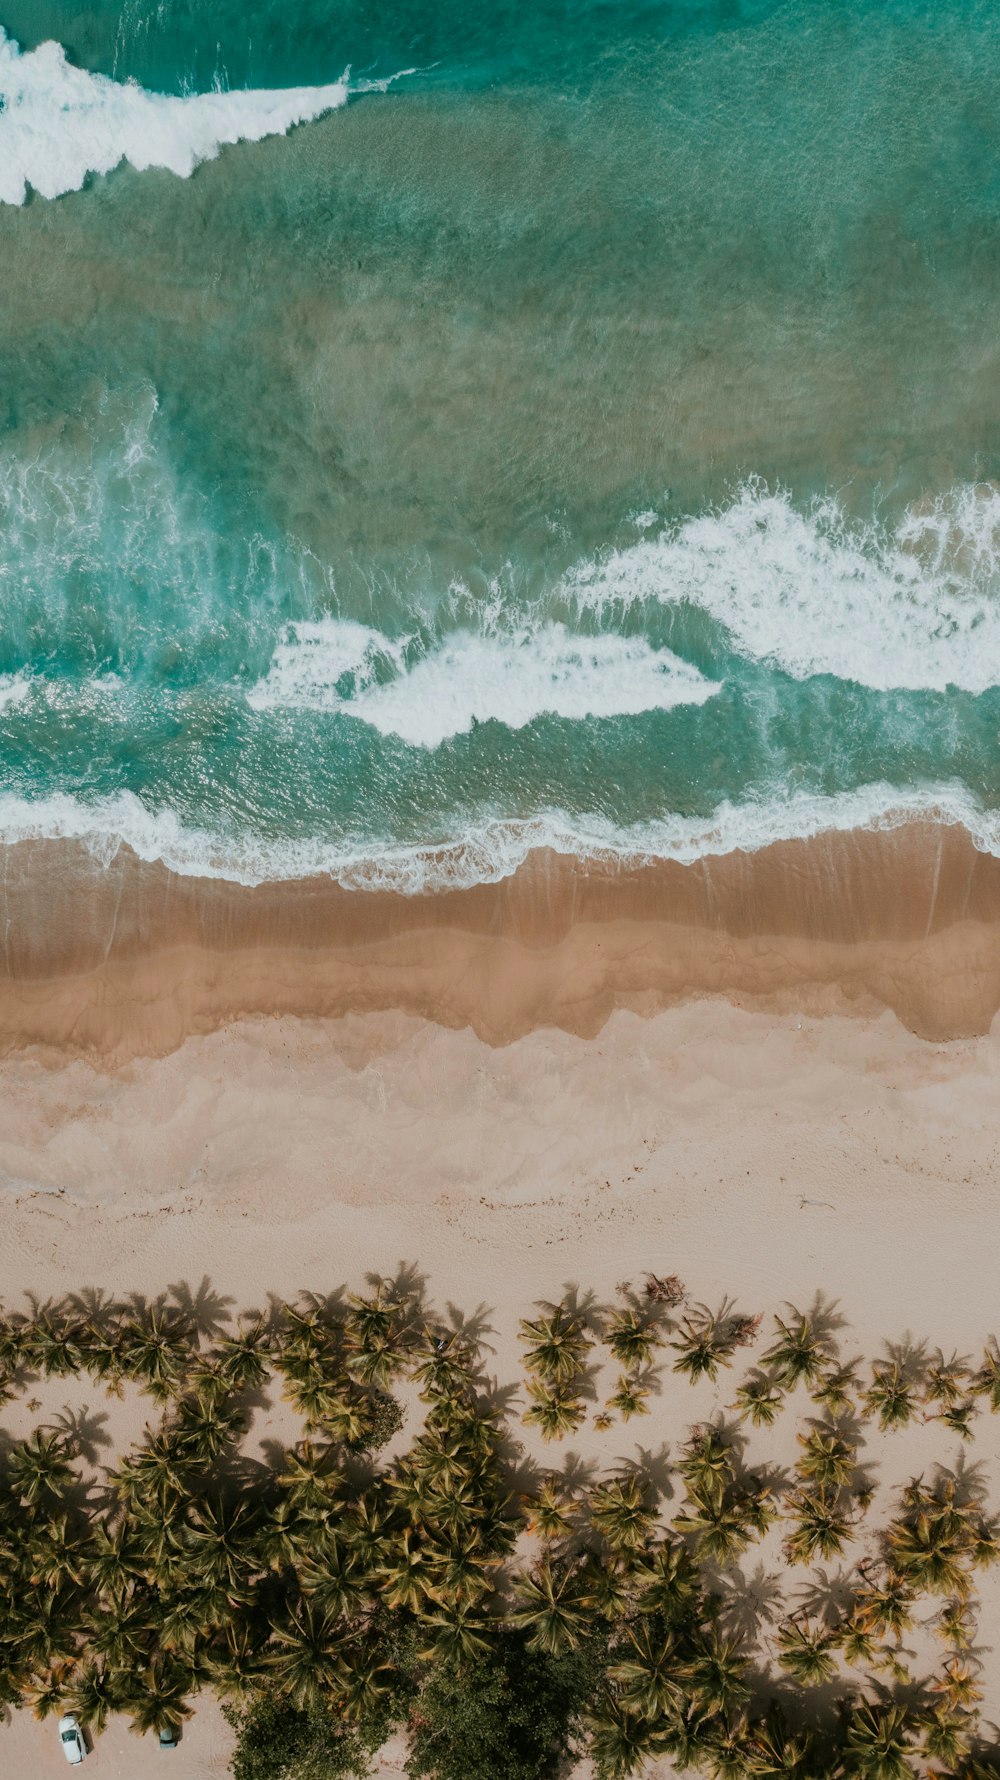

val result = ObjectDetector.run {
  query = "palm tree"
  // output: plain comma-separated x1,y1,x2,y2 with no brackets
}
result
775,1618,837,1686
267,1601,346,1712
796,1423,857,1492
607,1622,683,1718
524,1475,575,1542
853,1573,915,1640
122,1658,194,1739
634,1538,699,1624
182,1496,261,1594
783,1489,853,1564
23,1659,75,1721
211,1318,271,1391
672,1310,728,1383
734,1375,783,1428
924,1351,971,1407
743,1707,817,1777
22,1311,84,1379
680,1630,750,1729
970,1337,1000,1412
87,1521,142,1601
576,1551,632,1620
933,1656,984,1711
920,1701,971,1768
585,1694,670,1780
5,1431,74,1506
510,1557,587,1656
811,1358,862,1417
298,1534,369,1620
521,1381,585,1442
607,1373,651,1420
64,1661,120,1735
117,1308,191,1401
761,1311,826,1390
375,1527,435,1613
603,1308,662,1370
678,1428,736,1497
588,1473,656,1554
518,1302,591,1387
418,1604,491,1666
842,1701,916,1780
865,1362,916,1431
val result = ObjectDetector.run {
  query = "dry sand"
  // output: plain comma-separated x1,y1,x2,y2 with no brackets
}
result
1,997,1000,1775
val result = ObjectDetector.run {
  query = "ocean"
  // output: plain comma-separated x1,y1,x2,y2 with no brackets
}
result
1,0,999,891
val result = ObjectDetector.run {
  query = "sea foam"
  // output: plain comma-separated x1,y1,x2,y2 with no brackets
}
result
0,781,993,893
246,618,719,746
566,481,1000,694
0,27,405,205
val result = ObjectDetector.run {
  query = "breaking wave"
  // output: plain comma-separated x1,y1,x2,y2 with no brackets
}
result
0,26,410,204
566,481,1000,694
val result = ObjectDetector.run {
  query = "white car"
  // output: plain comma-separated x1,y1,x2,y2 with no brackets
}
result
58,1715,87,1764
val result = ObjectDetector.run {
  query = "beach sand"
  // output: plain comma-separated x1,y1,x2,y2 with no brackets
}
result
1,992,1000,1774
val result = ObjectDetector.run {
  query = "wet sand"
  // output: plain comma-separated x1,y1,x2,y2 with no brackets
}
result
0,817,998,1059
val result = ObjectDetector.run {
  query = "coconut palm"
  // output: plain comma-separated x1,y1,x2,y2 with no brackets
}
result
211,1318,271,1391
5,1431,74,1506
64,1661,120,1735
576,1550,633,1620
524,1474,575,1542
607,1373,651,1420
678,1428,736,1497
634,1538,700,1624
775,1618,837,1687
585,1694,670,1779
969,1338,1000,1412
418,1604,492,1666
182,1496,261,1594
267,1601,346,1711
377,1529,435,1613
921,1701,972,1767
603,1308,663,1370
761,1312,827,1390
510,1557,587,1656
925,1352,972,1407
734,1375,783,1428
743,1707,816,1777
521,1381,586,1442
518,1302,591,1387
783,1489,853,1564
865,1362,916,1431
607,1622,683,1718
854,1573,915,1640
811,1358,862,1417
588,1473,656,1554
122,1658,194,1738
933,1657,984,1711
298,1534,369,1620
117,1308,192,1401
795,1423,857,1492
22,1311,85,1379
672,1311,728,1383
937,1400,978,1442
23,1660,75,1721
680,1631,750,1728
842,1701,916,1780
87,1521,142,1601
937,1599,977,1650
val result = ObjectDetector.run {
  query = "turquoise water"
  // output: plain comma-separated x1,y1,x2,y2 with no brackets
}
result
0,1,999,885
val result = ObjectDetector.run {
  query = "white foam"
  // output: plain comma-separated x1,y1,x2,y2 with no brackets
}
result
0,28,409,205
247,618,719,746
0,779,994,892
565,481,1000,694
0,673,30,712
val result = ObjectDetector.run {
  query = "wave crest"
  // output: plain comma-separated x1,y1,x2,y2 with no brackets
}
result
565,481,1000,693
246,618,719,746
0,27,409,205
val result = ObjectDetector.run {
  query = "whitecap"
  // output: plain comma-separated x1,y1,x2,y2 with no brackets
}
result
0,27,410,205
246,618,719,746
565,481,1000,694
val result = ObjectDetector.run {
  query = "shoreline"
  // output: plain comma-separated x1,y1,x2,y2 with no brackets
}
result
0,818,997,1057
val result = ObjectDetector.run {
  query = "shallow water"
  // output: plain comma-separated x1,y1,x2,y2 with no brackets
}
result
0,0,998,885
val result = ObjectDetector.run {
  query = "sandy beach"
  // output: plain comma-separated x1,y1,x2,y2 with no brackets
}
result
1,989,1000,1774
0,819,999,1061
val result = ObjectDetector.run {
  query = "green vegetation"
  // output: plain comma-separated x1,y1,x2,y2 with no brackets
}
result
0,1275,998,1779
